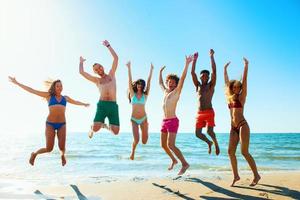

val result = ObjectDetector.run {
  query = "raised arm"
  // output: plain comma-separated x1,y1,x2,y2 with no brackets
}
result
65,96,90,107
126,61,134,98
145,63,154,95
224,61,231,86
159,66,167,91
191,52,200,90
103,40,119,76
240,57,248,103
209,49,217,88
8,76,48,98
79,56,98,83
177,55,193,93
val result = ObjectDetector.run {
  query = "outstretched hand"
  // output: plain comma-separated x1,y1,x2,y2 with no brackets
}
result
84,103,90,107
193,52,198,60
80,56,86,63
185,55,193,65
243,57,249,65
224,62,231,69
160,66,166,72
102,40,110,47
8,76,18,84
210,49,215,56
150,63,154,70
126,61,131,68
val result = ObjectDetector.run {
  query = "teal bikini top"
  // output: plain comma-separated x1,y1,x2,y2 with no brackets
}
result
131,93,146,105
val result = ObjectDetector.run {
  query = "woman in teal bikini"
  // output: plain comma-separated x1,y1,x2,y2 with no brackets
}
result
126,61,153,160
9,77,89,166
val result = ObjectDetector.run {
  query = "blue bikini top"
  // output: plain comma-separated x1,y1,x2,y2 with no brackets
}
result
48,95,67,107
131,93,146,105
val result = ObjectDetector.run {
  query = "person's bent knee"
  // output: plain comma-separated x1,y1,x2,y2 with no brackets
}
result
111,127,120,135
207,129,216,137
93,124,101,132
241,150,250,157
168,143,176,151
142,138,148,145
59,147,65,152
228,149,235,157
161,143,168,149
46,146,54,152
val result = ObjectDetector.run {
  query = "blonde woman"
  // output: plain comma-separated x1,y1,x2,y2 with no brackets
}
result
224,58,260,186
9,77,89,166
126,61,153,160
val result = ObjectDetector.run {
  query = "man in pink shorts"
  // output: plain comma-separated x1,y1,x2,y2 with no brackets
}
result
191,49,220,155
159,55,193,175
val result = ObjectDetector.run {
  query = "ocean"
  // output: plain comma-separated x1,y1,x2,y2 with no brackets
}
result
0,132,299,185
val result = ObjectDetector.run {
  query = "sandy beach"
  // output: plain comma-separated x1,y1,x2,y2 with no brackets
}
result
1,171,299,200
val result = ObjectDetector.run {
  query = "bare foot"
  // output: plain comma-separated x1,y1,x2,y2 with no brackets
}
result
250,175,261,186
88,130,94,138
61,155,66,166
29,152,36,166
130,152,135,160
208,141,213,154
88,125,95,138
168,160,178,170
102,123,109,130
178,164,190,175
231,176,240,186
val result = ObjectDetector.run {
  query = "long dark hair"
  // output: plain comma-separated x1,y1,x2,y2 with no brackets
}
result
128,79,146,103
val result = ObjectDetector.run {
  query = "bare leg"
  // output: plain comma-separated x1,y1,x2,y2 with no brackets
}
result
195,128,213,154
109,125,120,135
29,125,55,166
88,123,102,138
228,130,240,186
168,133,189,175
130,121,139,160
57,125,67,166
207,127,220,155
140,119,149,144
161,132,178,170
239,123,260,186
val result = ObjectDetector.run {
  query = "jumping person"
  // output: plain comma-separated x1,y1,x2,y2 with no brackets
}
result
126,61,153,160
79,40,120,138
159,55,193,175
191,49,220,155
224,57,260,186
8,77,89,166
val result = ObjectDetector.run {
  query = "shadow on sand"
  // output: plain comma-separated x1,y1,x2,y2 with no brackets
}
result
185,178,267,200
34,185,102,200
233,183,300,199
34,190,56,200
152,182,195,200
70,184,89,200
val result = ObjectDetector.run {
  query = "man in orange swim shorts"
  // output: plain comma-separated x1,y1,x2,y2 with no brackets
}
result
191,49,220,155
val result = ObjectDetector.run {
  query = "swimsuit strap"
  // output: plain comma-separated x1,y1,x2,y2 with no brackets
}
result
48,95,67,107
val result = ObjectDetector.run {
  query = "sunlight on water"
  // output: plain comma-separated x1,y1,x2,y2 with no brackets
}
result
0,132,299,184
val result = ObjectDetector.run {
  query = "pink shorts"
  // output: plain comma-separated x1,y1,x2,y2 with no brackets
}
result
161,117,179,133
195,109,215,128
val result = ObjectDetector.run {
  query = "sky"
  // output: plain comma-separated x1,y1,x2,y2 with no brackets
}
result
0,0,299,134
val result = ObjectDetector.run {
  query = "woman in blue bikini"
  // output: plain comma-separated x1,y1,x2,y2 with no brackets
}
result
126,61,153,160
9,77,89,166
